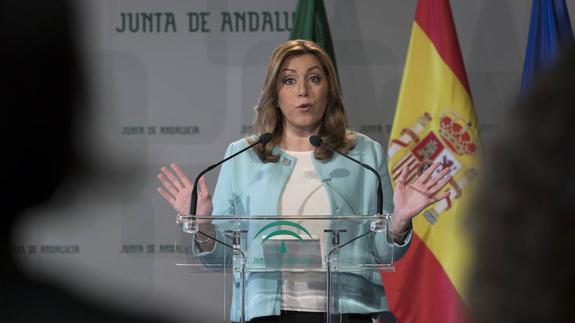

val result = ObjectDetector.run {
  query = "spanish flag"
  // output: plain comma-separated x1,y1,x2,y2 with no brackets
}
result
381,1,479,322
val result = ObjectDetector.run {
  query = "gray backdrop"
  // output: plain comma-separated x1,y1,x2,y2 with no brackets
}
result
12,1,574,322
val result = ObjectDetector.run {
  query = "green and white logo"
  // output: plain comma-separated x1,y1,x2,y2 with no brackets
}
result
254,220,312,253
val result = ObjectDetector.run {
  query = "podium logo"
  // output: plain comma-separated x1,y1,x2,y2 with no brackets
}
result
254,220,312,253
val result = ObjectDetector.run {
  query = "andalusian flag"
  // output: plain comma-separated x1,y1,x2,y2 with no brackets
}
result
289,0,337,69
381,1,479,322
521,0,573,93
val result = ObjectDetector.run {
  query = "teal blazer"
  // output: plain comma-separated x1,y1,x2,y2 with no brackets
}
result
200,133,411,321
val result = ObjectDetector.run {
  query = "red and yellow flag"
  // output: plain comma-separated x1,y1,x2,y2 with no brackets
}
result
382,1,479,322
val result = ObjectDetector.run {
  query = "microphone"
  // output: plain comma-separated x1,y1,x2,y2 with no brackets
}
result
189,133,272,215
309,135,384,215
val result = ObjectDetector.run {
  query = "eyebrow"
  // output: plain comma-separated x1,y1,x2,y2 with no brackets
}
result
280,65,322,73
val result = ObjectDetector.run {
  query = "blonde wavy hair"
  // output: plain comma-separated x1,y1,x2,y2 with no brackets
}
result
250,39,355,162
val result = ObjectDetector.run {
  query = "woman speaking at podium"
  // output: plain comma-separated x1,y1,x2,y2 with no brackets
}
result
158,40,451,323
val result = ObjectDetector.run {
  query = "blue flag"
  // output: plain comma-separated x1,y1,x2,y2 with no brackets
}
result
521,0,574,93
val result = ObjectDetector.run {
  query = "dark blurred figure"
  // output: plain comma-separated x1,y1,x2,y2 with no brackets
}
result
467,47,575,323
0,1,161,322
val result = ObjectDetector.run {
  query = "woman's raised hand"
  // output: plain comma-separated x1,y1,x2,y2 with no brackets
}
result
157,163,213,216
392,162,452,228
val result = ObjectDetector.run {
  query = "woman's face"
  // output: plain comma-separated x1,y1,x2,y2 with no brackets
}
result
277,54,328,135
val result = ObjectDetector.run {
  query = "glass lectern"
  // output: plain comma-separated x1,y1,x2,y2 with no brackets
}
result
176,214,395,323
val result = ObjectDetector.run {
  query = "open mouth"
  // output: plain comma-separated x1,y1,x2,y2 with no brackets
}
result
297,103,312,111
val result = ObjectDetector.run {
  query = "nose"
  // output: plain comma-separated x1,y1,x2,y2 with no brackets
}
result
297,81,308,96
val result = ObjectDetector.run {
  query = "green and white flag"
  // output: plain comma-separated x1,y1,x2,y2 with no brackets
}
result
289,0,337,69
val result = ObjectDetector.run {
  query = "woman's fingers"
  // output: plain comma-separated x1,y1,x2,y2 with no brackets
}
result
157,164,210,217
431,190,451,203
404,162,453,198
198,176,211,198
157,164,197,217
158,173,179,197
429,177,452,196
418,162,441,184
171,163,193,187
161,166,185,191
428,171,452,193
425,166,452,190
396,165,408,187
157,187,175,206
